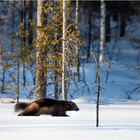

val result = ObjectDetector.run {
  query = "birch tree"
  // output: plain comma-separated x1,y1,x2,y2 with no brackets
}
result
62,0,67,100
76,0,80,82
99,0,105,62
11,0,15,53
28,1,33,46
21,0,26,87
87,9,91,58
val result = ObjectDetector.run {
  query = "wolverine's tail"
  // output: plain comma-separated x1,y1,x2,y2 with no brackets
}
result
14,102,31,112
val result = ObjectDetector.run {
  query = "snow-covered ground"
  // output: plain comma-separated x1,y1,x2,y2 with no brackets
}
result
0,100,140,140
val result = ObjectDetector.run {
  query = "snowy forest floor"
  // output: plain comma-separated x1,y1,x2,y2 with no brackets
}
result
0,101,140,140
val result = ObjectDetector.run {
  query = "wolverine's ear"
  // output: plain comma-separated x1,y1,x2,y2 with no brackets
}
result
70,102,74,106
69,101,72,105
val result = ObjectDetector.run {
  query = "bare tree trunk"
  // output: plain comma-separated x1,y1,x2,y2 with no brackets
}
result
0,45,5,94
82,48,85,82
54,1,59,99
28,1,34,85
87,10,91,58
76,0,80,82
54,59,58,99
35,0,46,100
1,68,5,94
120,12,125,37
96,63,100,127
28,1,33,46
11,0,15,53
105,9,110,42
62,0,67,100
21,0,26,87
92,42,100,127
113,13,118,21
54,77,58,99
99,0,105,62
0,44,5,94
17,61,19,103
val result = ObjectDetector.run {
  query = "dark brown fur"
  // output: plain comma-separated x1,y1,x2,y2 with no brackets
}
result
14,98,79,117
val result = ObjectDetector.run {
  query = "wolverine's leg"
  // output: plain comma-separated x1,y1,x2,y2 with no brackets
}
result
18,103,39,116
17,111,35,116
60,112,69,117
52,112,69,117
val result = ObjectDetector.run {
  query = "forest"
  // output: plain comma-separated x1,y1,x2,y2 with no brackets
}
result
0,0,140,139
0,0,140,102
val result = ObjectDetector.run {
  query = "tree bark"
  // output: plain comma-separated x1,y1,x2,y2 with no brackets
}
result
105,10,110,42
17,61,19,103
0,42,5,94
62,0,67,100
113,13,118,21
87,10,91,58
76,0,80,82
54,1,59,100
96,65,100,127
28,1,34,85
54,59,58,99
99,0,105,62
35,0,46,100
11,0,15,53
21,0,26,87
1,68,5,94
28,1,33,46
120,12,125,37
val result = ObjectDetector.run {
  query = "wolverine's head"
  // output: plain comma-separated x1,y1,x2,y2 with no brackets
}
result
69,101,79,111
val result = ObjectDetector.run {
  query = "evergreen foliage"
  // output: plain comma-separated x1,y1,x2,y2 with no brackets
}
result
4,0,83,101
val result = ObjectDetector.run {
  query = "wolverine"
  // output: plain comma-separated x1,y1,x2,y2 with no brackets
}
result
14,98,79,116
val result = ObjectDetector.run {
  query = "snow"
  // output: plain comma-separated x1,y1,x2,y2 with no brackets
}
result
0,102,140,140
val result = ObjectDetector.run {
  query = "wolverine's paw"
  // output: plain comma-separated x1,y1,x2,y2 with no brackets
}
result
61,113,69,117
18,113,24,116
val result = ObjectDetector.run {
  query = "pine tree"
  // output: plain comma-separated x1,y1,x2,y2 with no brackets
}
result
8,0,83,101
35,0,46,100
